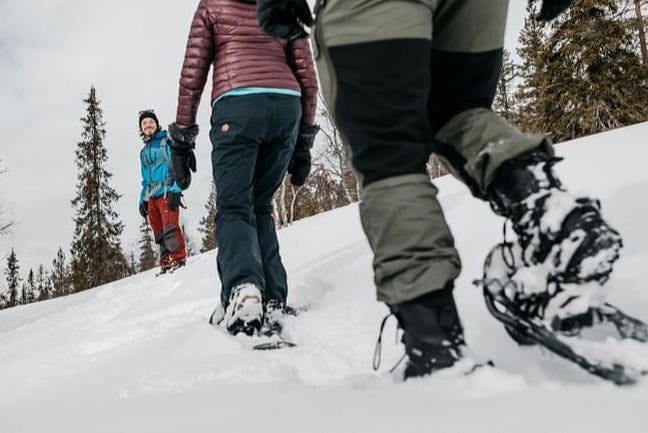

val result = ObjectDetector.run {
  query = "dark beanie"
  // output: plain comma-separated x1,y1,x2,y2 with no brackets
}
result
139,110,160,130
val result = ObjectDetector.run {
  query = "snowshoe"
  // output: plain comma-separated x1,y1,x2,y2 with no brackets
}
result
475,243,648,385
209,296,299,350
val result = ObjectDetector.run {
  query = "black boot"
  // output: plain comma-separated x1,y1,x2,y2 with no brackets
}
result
389,284,465,379
488,148,622,285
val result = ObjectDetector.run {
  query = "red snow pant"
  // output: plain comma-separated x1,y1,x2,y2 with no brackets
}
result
147,194,186,269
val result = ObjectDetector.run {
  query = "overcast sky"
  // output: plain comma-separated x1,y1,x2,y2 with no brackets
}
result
0,1,527,282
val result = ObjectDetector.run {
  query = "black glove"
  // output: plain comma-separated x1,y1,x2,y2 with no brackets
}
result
139,201,148,219
288,124,319,187
257,0,314,40
167,192,183,211
536,0,574,21
168,123,199,190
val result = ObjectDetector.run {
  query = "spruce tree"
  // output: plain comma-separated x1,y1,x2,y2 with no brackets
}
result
5,248,20,307
51,247,70,297
493,48,518,124
535,0,648,141
198,182,217,252
36,265,51,301
515,2,547,133
182,223,198,257
70,86,129,291
138,219,157,271
0,291,7,309
128,251,137,275
25,269,36,304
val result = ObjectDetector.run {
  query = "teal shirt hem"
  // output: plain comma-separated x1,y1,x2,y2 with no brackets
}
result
213,87,301,106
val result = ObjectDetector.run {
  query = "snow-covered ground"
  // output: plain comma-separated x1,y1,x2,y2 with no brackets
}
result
2,123,647,433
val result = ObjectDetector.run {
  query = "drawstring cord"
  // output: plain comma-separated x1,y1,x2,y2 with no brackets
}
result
373,313,407,373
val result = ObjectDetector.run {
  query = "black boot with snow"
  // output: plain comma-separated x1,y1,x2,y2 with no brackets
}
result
488,148,622,286
389,284,465,379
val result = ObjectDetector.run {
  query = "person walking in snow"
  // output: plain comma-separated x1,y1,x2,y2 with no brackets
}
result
168,0,319,335
138,109,187,274
256,0,623,379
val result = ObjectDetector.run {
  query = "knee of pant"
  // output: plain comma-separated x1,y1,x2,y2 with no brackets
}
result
164,234,180,252
217,199,252,215
339,107,430,186
216,205,253,222
254,203,273,215
154,231,164,243
346,138,430,187
163,224,178,235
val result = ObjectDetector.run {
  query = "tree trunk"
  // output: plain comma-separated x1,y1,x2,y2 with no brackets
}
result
339,158,355,204
278,177,288,228
289,184,301,224
272,196,281,228
636,0,648,66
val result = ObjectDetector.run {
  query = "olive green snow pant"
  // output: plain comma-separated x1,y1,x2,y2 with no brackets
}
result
313,0,553,304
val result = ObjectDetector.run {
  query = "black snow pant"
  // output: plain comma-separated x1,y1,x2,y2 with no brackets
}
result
210,93,301,307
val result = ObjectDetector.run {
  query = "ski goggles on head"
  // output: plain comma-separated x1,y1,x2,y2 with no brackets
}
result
139,109,156,117
138,109,160,128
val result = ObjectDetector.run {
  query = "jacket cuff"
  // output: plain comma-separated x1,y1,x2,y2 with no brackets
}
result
169,123,199,149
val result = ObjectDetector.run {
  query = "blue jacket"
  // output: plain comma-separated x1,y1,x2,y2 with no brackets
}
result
139,130,182,204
